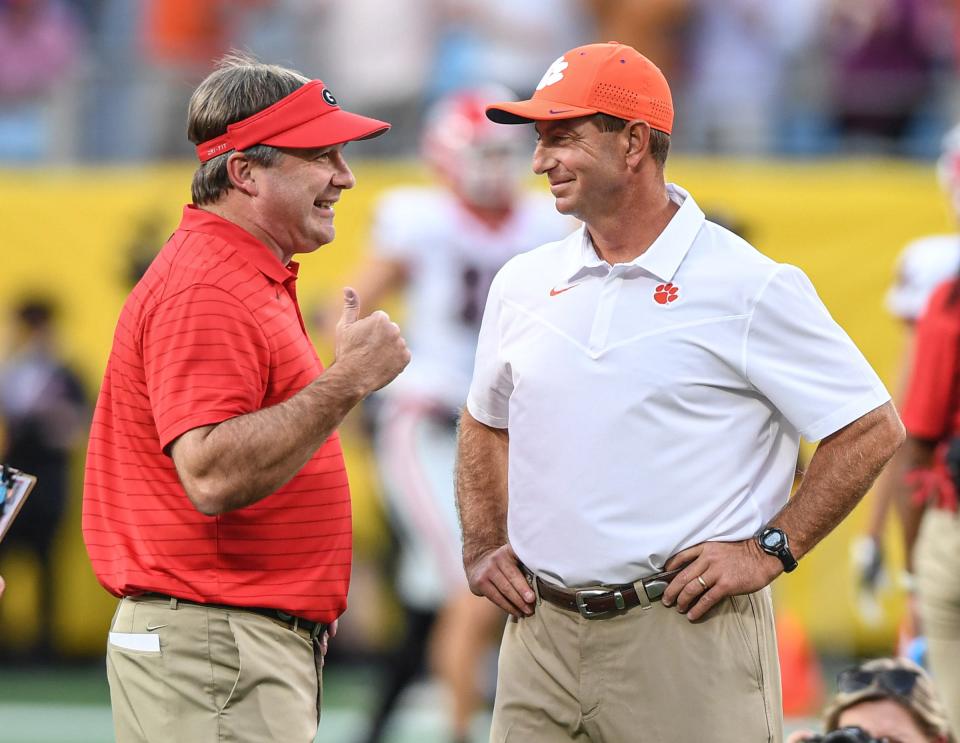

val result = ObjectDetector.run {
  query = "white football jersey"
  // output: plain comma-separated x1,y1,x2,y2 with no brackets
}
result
374,187,575,409
887,234,960,321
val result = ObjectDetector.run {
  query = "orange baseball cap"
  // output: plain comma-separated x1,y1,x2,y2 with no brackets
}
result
486,42,673,134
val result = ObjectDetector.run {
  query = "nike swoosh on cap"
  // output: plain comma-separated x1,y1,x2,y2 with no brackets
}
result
549,108,574,114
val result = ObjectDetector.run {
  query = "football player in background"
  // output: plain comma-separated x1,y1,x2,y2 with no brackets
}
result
341,86,574,743
852,123,960,632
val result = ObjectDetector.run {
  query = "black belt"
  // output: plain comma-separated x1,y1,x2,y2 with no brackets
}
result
136,593,327,640
522,566,683,619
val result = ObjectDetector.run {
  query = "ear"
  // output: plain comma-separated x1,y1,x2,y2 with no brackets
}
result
224,152,258,197
624,120,651,169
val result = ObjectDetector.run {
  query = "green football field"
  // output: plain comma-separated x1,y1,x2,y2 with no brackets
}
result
0,664,493,743
0,663,820,742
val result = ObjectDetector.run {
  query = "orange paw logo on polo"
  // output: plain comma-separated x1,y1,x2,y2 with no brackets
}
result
654,283,680,304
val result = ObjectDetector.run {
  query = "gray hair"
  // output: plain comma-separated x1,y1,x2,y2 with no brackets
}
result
591,113,670,169
187,52,310,205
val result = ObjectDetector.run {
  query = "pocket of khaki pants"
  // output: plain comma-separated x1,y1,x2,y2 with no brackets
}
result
212,615,244,714
728,593,763,684
313,638,324,722
107,600,163,655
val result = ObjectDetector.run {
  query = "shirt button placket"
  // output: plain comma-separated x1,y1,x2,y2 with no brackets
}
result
588,269,623,357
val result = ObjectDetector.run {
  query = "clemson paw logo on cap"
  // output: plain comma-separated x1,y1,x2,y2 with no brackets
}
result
536,57,568,91
653,282,680,305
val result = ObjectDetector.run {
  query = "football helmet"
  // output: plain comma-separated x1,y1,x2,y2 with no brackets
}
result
421,85,531,209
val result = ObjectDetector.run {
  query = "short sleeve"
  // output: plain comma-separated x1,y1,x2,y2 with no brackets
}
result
142,284,270,451
901,282,960,440
745,265,890,441
466,267,512,428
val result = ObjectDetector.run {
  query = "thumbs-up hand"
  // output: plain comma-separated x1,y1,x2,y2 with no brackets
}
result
334,287,410,396
335,287,361,344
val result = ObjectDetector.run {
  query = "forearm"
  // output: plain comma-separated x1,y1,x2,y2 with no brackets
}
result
455,410,509,567
772,401,905,559
174,363,364,514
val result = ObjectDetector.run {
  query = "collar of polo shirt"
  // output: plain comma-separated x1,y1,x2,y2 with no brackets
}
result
561,185,704,284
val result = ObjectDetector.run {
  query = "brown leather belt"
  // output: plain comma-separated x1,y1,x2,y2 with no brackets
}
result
523,565,683,619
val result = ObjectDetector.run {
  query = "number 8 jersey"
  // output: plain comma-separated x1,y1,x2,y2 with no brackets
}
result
372,186,575,411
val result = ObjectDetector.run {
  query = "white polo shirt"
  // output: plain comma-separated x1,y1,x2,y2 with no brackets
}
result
467,184,890,587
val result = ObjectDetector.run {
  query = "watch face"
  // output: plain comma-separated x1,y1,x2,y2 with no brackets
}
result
761,529,785,550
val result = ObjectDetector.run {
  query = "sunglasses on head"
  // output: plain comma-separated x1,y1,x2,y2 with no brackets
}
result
837,667,922,697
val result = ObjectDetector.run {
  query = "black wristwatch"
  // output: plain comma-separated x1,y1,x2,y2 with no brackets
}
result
756,527,798,573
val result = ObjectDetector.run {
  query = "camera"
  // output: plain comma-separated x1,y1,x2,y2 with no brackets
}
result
803,726,882,743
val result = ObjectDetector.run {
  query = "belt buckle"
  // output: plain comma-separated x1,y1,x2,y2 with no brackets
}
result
575,588,620,619
642,578,669,602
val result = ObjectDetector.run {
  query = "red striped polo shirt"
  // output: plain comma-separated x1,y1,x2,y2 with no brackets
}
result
901,280,960,510
82,205,351,623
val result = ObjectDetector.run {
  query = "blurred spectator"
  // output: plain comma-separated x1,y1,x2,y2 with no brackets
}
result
142,0,231,64
583,0,692,85
0,297,88,660
787,657,955,742
136,0,265,158
825,0,955,154
3,0,958,161
308,0,437,156
237,0,327,74
59,0,98,33
0,0,85,161
680,0,823,155
430,0,590,99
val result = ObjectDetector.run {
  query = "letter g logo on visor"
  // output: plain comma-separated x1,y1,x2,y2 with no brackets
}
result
193,80,389,162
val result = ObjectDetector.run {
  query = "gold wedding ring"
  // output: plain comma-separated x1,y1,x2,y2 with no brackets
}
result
697,575,707,590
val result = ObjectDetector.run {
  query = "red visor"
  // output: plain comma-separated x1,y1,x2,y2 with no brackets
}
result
195,80,390,162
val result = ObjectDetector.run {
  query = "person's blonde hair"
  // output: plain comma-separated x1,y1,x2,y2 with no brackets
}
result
824,657,955,742
186,51,309,205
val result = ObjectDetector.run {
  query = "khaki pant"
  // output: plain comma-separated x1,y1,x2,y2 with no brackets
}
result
915,508,960,733
106,595,322,743
490,585,782,742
